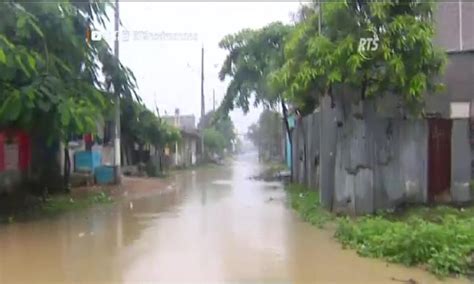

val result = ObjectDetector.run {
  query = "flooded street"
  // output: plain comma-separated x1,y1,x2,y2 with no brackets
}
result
0,154,469,284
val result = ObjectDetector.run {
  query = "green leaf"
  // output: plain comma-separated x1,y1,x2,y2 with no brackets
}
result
15,54,30,77
37,99,51,112
26,17,44,38
60,105,71,127
27,54,36,70
0,48,6,64
0,91,22,122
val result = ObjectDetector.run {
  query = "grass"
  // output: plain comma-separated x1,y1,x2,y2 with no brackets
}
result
40,191,113,216
286,183,333,228
0,191,113,224
335,211,474,277
286,183,474,278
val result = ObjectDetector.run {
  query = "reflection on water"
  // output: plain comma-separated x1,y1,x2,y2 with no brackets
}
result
0,153,469,283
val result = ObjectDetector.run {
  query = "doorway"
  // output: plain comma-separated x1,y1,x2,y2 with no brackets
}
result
427,118,452,202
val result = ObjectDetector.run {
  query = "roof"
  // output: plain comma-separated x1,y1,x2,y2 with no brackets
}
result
161,114,197,131
446,49,474,55
181,128,201,139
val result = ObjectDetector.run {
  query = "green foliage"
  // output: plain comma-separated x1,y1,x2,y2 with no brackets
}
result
272,1,446,113
203,127,227,155
199,110,235,149
288,182,474,277
121,100,180,148
247,110,283,160
218,22,292,114
41,191,112,215
287,183,333,228
335,211,474,277
0,1,137,142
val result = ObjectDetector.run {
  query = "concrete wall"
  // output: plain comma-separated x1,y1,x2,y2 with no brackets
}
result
425,52,474,116
331,98,430,215
290,112,321,190
319,95,338,209
451,119,473,202
292,94,436,215
435,2,474,51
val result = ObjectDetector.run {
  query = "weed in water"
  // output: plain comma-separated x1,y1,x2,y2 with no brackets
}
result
41,191,113,215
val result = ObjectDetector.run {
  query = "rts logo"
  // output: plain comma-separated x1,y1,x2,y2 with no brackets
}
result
358,37,379,60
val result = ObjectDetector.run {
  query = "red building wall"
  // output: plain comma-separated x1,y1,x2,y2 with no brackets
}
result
0,130,31,172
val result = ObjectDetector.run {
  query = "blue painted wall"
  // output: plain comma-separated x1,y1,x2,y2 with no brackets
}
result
285,115,295,169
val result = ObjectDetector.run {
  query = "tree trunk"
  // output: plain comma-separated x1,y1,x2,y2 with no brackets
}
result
63,142,71,193
156,145,163,173
281,97,292,146
280,97,293,182
138,144,144,164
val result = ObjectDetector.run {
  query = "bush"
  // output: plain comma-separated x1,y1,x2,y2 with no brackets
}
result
287,183,474,277
335,215,474,277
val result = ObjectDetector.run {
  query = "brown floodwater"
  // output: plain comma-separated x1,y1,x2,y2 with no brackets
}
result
0,153,470,283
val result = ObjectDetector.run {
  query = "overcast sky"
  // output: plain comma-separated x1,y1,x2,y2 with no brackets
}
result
108,2,301,134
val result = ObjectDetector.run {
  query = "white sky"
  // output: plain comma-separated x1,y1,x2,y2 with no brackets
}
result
107,2,301,134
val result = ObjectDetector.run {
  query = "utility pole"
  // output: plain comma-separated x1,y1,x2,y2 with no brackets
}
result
200,46,205,161
317,0,322,35
201,46,205,119
213,89,215,112
113,0,121,184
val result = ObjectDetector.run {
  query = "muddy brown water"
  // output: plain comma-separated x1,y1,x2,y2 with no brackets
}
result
0,153,470,283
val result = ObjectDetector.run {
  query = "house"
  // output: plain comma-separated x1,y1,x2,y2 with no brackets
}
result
0,129,30,194
0,120,111,194
290,2,474,215
162,109,201,168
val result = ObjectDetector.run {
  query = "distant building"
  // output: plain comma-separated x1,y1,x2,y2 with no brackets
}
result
162,109,201,168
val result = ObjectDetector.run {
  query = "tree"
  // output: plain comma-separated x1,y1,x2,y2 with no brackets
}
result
198,110,236,150
203,128,226,156
217,22,294,146
121,99,180,167
273,1,446,114
0,1,138,191
247,110,283,161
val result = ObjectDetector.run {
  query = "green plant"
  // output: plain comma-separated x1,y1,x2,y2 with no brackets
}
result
41,191,112,215
287,183,333,228
335,214,474,277
203,127,227,155
274,1,446,114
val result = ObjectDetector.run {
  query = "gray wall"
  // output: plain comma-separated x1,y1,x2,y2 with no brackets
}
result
293,95,433,215
451,119,472,202
425,52,474,117
319,95,338,209
435,2,474,51
291,112,321,190
330,97,428,215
